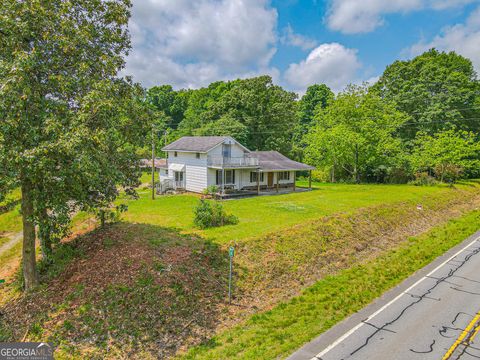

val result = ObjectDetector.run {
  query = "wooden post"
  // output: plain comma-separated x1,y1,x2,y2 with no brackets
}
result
309,170,312,190
256,170,260,195
276,172,279,193
293,171,296,192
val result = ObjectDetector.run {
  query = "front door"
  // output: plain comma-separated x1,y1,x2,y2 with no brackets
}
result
174,171,184,188
268,172,274,187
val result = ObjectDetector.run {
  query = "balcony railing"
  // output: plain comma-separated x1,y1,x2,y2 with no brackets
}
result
207,155,259,168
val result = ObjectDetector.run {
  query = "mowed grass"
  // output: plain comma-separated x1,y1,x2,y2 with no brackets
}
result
123,181,466,243
181,209,480,360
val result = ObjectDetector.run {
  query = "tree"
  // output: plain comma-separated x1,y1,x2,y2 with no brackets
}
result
410,130,480,182
146,85,188,128
207,76,298,155
304,85,408,183
373,49,480,140
0,0,147,290
196,115,249,144
298,84,334,127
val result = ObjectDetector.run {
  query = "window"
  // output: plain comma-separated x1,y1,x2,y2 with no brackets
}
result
216,170,235,185
250,172,264,183
278,171,290,181
196,152,200,159
174,151,178,157
225,170,235,184
222,144,231,158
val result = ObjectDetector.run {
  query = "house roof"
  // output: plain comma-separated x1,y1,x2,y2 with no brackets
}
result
162,136,229,152
252,151,315,171
140,158,167,169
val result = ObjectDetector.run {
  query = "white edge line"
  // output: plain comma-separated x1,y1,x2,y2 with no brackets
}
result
311,236,480,360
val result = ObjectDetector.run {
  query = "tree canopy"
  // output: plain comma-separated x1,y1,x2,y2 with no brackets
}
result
304,85,408,183
0,0,148,289
373,49,480,140
148,76,298,155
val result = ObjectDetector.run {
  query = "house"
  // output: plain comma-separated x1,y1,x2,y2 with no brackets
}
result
159,136,314,196
139,158,167,170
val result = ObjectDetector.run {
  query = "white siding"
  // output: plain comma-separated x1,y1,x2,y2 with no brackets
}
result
208,142,248,158
167,151,208,192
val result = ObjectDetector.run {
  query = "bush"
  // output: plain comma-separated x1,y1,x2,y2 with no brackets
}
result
202,185,219,198
434,164,464,184
194,199,238,229
409,172,437,186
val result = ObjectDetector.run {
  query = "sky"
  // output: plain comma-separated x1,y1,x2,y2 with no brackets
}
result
123,0,480,94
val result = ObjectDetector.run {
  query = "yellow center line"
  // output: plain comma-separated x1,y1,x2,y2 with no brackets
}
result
443,311,480,360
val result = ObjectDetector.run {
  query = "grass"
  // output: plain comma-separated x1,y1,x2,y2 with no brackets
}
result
1,181,480,359
181,209,480,360
123,181,469,243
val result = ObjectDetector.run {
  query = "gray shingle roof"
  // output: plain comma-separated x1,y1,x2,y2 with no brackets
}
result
252,151,315,171
162,136,228,152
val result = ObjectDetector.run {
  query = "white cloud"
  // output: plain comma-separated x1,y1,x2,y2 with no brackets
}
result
124,0,278,88
281,25,318,51
326,0,477,34
284,43,362,93
408,6,480,71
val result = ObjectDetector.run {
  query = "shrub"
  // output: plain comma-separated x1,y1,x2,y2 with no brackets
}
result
202,185,219,198
194,199,238,229
409,172,437,186
434,164,464,184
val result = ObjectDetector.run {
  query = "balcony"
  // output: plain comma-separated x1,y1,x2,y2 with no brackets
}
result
207,155,259,168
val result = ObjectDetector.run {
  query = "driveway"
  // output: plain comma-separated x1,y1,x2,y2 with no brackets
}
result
288,230,480,360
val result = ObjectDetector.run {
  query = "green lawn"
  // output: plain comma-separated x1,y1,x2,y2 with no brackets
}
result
123,181,466,243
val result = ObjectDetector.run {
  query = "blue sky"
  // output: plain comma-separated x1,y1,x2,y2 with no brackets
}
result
124,0,480,93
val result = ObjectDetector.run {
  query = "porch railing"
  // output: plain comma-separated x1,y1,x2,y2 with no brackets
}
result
207,155,259,167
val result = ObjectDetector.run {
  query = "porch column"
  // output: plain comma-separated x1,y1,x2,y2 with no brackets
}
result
222,168,225,196
256,170,260,195
293,171,296,192
309,170,312,190
276,172,279,193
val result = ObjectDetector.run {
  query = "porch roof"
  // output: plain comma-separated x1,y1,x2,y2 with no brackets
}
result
251,151,315,171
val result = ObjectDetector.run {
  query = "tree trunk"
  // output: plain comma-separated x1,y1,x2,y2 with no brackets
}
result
21,180,39,290
38,207,52,262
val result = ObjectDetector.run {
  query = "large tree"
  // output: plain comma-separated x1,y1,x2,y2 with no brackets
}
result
373,49,480,139
298,84,334,127
304,85,408,183
410,130,480,182
0,0,147,290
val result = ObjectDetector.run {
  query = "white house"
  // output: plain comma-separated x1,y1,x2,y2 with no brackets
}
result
158,136,314,195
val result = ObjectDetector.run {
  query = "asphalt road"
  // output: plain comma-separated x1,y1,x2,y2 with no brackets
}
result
288,231,480,360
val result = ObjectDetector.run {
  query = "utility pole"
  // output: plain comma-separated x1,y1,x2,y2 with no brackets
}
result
151,126,155,200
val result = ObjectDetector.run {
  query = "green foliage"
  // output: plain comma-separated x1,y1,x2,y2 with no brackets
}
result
193,199,238,229
182,209,480,360
373,49,480,139
149,76,299,156
298,84,334,127
202,185,219,197
304,84,409,183
96,204,128,227
409,172,437,186
0,0,150,288
196,115,249,145
409,129,480,182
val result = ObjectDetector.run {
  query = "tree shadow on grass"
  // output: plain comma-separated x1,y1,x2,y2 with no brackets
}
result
0,222,231,359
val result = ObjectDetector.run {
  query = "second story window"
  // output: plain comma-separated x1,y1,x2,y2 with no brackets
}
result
222,144,231,158
174,151,178,157
196,152,200,159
